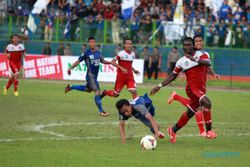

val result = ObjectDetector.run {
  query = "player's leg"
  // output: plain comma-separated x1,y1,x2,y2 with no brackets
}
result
101,78,124,98
139,116,165,139
168,107,195,143
91,80,109,116
13,64,21,96
127,79,138,99
168,90,205,136
168,91,190,106
195,108,206,136
65,80,91,94
13,73,19,96
4,63,18,95
200,95,217,139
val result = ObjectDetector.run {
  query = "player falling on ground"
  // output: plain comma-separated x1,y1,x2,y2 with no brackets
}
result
167,35,220,137
116,93,165,144
65,37,127,117
3,34,26,96
100,39,140,100
150,37,217,143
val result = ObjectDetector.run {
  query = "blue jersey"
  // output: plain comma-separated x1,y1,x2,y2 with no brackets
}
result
78,49,103,80
119,94,155,121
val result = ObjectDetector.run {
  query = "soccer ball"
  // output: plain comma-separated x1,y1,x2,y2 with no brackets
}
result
140,135,157,150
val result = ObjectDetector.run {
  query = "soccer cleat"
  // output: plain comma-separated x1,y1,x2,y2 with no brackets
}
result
205,130,217,139
158,131,165,139
168,91,177,104
3,86,7,95
100,111,109,117
14,91,19,96
167,127,176,143
200,131,206,137
100,89,107,99
64,84,71,94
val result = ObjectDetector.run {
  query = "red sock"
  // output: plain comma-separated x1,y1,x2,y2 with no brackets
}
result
174,94,190,107
195,111,205,133
104,90,116,97
6,78,14,89
177,112,190,128
203,108,212,131
14,78,18,92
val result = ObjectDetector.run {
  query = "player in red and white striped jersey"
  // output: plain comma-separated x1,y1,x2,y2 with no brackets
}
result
3,34,26,96
101,39,140,100
150,37,217,143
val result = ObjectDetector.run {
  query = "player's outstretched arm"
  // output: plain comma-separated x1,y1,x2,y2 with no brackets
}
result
132,67,140,75
188,55,211,66
119,121,126,144
67,60,80,75
101,58,127,74
150,73,178,96
145,113,159,139
207,67,220,79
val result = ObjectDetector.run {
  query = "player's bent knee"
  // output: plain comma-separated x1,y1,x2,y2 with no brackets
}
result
186,108,195,118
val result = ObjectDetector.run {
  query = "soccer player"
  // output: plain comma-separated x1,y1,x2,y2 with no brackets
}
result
167,35,220,137
100,39,140,100
64,37,127,117
116,93,165,144
150,37,217,143
3,34,26,96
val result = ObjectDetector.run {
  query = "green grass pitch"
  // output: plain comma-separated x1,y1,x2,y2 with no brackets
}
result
0,78,250,167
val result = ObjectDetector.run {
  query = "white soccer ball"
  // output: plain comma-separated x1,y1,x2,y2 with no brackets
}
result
140,135,157,150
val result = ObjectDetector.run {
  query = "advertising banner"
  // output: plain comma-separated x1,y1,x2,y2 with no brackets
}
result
0,53,11,77
23,55,63,79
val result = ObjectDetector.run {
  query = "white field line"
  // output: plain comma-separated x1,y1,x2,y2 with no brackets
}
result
0,121,249,143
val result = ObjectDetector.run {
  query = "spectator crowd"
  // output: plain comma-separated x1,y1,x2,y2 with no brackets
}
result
0,0,249,48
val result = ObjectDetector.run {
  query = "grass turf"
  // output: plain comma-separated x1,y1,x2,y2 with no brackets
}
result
0,78,249,167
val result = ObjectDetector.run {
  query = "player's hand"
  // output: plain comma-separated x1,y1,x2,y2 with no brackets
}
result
215,74,220,79
120,67,127,74
67,69,71,75
133,70,140,75
150,86,161,96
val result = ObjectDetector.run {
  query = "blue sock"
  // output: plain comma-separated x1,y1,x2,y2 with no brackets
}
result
70,85,86,91
94,95,104,113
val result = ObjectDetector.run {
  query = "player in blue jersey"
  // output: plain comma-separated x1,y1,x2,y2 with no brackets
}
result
116,93,165,144
65,37,127,116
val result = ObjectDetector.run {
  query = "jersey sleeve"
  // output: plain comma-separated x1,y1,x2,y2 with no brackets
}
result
78,52,86,62
20,44,26,53
133,104,149,117
5,45,10,53
173,59,183,74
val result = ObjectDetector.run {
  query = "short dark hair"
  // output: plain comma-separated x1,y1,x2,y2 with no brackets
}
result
123,38,132,45
173,46,178,49
11,34,20,39
182,37,194,45
193,34,203,41
88,36,96,42
116,99,130,111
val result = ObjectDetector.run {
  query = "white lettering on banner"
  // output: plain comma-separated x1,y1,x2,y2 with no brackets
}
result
25,69,37,78
38,65,56,76
0,62,7,71
103,64,116,73
36,57,58,67
24,60,35,69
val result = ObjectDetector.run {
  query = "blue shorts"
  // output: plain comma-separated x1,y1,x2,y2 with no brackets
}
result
86,77,100,91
